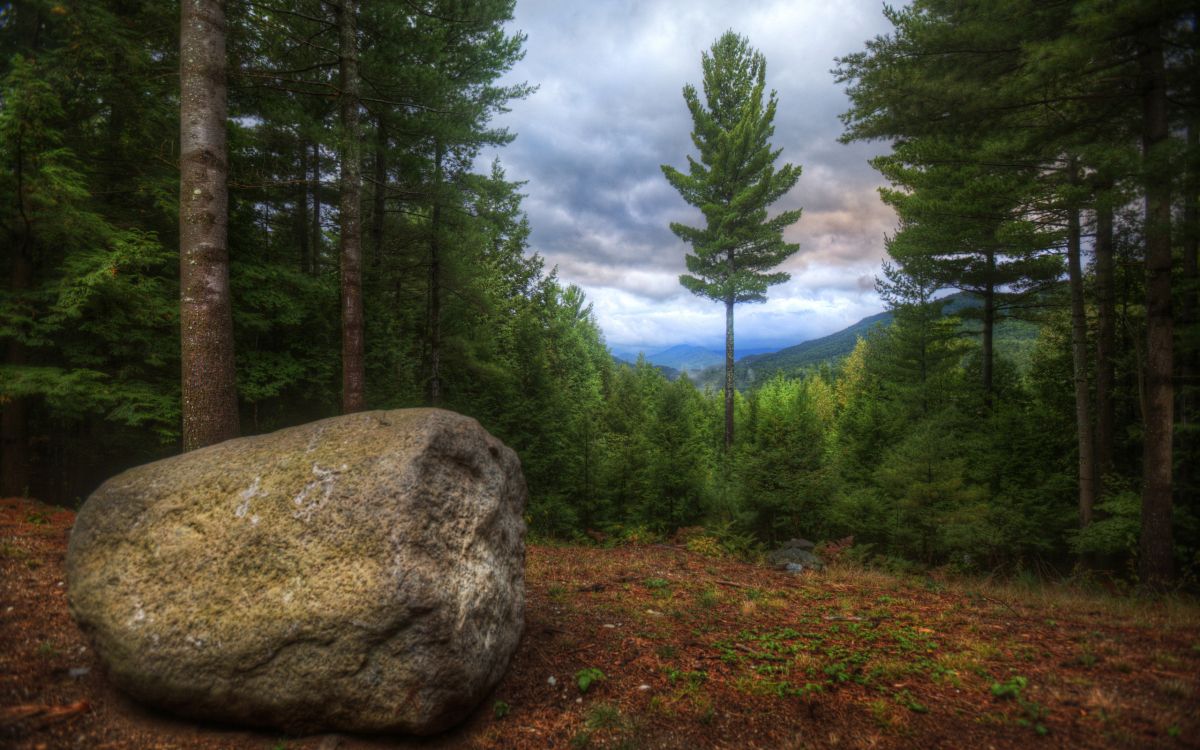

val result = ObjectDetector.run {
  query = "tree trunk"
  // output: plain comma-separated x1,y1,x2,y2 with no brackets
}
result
371,117,387,267
1,251,32,497
1186,121,1198,326
179,0,239,451
427,141,444,407
262,202,272,263
338,0,365,413
3,3,40,493
724,296,734,451
1179,119,1198,515
981,269,995,410
297,139,310,274
1066,189,1096,532
1185,24,1199,330
311,141,322,274
1094,193,1116,486
1137,21,1174,589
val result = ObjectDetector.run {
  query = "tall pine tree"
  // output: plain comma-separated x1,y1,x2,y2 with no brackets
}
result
661,31,802,450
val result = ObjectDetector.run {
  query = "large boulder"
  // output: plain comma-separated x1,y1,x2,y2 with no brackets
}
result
66,409,526,735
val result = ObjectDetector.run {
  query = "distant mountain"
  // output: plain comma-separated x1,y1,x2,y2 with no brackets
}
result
610,343,783,371
611,355,680,381
645,345,724,373
734,346,782,358
740,311,894,377
689,293,1043,390
608,345,647,362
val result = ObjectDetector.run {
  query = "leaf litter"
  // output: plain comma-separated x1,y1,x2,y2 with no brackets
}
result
3,497,1198,749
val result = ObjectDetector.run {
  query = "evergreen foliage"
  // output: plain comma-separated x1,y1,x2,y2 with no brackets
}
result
662,31,802,450
0,1,1196,587
835,0,1198,585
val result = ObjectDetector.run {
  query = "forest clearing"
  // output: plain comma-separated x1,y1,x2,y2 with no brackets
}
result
4,497,1198,750
4,0,1200,747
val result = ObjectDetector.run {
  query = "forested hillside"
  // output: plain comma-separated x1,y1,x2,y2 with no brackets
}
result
1,0,1197,589
688,293,1043,390
641,345,724,374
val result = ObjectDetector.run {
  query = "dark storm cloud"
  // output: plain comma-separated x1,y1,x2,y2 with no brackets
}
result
480,0,900,348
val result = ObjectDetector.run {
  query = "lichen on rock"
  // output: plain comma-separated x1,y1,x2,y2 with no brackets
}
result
66,408,526,735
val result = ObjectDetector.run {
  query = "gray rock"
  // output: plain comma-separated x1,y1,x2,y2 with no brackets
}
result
767,545,825,571
66,409,526,735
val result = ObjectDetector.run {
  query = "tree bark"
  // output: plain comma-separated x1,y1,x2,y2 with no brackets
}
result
1094,193,1116,486
1066,185,1096,532
179,0,239,451
338,0,365,413
427,141,444,407
724,296,734,451
1137,20,1174,589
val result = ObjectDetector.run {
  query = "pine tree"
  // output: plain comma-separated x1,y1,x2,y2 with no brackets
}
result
1135,15,1174,589
869,136,1061,407
661,31,802,451
739,375,831,542
837,0,1197,582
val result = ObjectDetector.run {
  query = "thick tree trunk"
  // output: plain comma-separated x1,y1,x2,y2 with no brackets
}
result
724,296,734,451
1094,195,1116,486
1066,193,1096,531
371,118,387,268
1137,21,1174,589
338,0,365,413
427,142,444,407
179,0,239,451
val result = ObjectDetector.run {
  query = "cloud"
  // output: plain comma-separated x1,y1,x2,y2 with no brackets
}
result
479,0,899,349
591,272,884,352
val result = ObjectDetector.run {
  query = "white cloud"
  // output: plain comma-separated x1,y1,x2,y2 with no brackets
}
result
589,261,884,352
480,0,901,350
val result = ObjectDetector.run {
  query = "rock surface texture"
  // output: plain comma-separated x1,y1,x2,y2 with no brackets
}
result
766,539,824,572
66,409,526,735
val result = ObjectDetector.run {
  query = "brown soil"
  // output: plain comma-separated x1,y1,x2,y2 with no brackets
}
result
3,497,1199,749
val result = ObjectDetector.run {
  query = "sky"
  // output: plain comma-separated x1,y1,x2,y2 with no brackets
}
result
478,0,900,355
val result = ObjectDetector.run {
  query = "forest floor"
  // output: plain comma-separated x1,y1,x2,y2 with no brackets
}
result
2,497,1199,750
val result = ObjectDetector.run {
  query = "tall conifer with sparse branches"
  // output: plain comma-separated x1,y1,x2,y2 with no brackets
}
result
179,0,239,450
337,0,364,414
661,31,802,451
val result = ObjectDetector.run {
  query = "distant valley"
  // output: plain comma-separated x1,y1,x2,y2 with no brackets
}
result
611,310,891,379
612,294,1041,390
610,343,779,371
